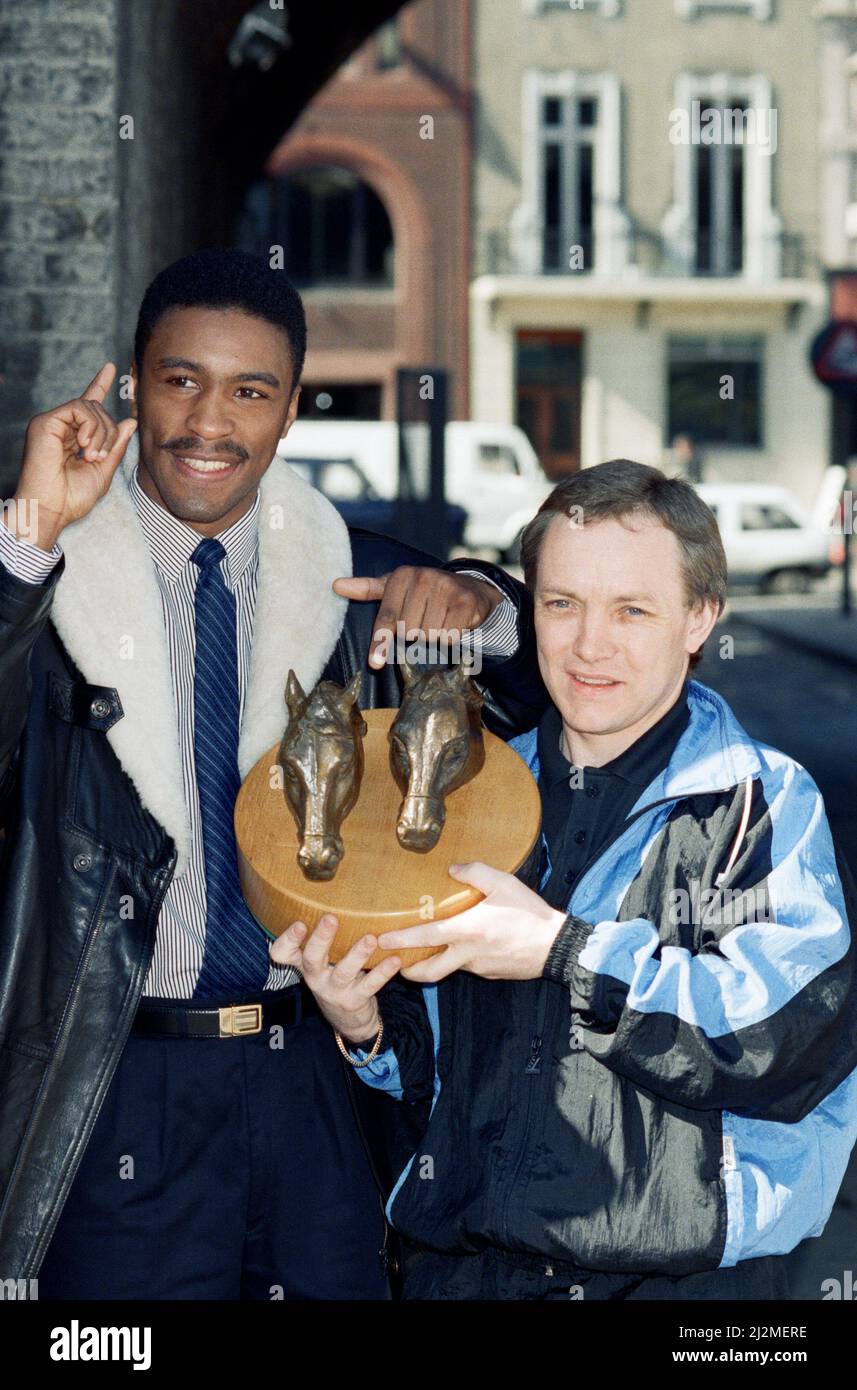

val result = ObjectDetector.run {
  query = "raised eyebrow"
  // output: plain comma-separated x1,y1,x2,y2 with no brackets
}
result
156,356,202,372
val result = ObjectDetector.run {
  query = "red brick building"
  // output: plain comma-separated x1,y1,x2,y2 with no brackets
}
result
239,0,472,421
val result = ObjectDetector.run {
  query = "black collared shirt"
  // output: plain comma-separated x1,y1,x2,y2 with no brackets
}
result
535,682,691,909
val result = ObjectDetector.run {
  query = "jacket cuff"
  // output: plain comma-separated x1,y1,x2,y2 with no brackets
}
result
0,548,65,617
0,517,63,584
443,557,521,661
542,914,593,986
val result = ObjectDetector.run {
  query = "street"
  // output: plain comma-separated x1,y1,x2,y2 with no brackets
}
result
697,612,857,1300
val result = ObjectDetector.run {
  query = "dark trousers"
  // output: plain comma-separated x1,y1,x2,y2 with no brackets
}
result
401,1242,792,1301
37,990,390,1301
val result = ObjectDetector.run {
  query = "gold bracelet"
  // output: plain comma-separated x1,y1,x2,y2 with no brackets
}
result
334,1016,385,1067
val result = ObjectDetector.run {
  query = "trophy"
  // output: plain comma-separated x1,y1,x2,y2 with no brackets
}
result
235,660,541,969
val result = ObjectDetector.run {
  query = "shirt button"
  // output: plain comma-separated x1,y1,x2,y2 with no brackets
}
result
91,697,111,718
586,784,600,798
73,853,92,872
574,830,586,845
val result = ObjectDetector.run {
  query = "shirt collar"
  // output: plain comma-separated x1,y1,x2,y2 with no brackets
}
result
537,681,691,790
129,464,260,584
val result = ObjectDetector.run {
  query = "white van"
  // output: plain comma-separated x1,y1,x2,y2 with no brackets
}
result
276,420,551,559
696,469,844,593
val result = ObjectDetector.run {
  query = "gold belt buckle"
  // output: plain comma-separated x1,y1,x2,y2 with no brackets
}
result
218,1004,262,1037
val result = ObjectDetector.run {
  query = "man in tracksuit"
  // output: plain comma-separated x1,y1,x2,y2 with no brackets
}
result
274,459,857,1299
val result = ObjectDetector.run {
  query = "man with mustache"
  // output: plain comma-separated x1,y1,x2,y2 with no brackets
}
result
277,459,857,1300
0,249,547,1299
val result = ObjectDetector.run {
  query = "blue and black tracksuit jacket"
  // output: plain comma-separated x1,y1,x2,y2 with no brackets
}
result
352,679,857,1275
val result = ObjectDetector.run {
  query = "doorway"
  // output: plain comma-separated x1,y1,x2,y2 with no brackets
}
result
516,330,583,478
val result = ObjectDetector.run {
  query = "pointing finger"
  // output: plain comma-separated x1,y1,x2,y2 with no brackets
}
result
332,575,388,602
368,567,413,669
81,362,116,404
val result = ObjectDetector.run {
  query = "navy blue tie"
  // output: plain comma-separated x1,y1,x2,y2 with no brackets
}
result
190,537,270,998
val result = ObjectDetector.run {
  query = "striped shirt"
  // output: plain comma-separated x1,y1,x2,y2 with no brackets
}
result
0,472,519,998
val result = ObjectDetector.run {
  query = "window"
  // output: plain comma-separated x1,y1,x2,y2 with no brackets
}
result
540,92,597,269
694,95,745,274
320,461,371,501
662,73,781,280
740,504,799,532
516,71,629,276
237,168,394,288
676,0,771,17
668,337,763,447
479,444,521,475
286,459,376,502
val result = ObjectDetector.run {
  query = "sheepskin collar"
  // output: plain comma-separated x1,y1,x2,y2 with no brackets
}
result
49,436,352,875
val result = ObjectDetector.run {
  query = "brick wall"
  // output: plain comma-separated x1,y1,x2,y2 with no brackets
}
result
0,0,121,496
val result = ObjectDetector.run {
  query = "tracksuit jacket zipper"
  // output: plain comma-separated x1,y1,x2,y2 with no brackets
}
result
496,792,688,1249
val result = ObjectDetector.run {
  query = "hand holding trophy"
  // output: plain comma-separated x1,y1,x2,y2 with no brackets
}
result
234,659,541,972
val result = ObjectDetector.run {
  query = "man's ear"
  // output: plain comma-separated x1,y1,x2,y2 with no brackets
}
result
686,598,720,657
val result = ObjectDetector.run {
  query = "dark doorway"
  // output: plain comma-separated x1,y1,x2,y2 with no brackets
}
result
516,330,583,478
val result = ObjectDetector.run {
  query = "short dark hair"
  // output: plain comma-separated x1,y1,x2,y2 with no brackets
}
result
520,459,727,670
133,248,307,387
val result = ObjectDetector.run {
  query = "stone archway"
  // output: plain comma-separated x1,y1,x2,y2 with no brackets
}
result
265,131,435,364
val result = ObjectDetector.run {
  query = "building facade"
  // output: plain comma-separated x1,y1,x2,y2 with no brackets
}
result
470,0,830,505
239,0,472,421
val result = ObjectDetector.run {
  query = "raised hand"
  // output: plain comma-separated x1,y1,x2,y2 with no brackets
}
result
10,363,137,551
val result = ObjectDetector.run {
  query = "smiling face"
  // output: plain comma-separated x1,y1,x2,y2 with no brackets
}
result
130,306,301,536
534,512,719,766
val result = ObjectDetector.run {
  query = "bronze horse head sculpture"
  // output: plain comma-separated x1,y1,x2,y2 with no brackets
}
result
278,670,367,881
389,659,484,852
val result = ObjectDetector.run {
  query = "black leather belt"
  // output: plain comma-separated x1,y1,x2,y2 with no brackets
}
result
131,986,319,1039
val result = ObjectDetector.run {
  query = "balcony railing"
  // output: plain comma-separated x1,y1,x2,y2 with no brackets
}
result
480,220,808,281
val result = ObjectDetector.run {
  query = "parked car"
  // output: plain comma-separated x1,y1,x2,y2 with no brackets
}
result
284,455,468,549
278,420,552,560
695,478,844,594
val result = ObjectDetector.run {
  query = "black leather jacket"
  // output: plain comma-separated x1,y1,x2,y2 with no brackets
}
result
0,525,547,1279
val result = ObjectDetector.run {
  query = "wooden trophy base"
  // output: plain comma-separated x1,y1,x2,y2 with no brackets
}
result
235,709,542,969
